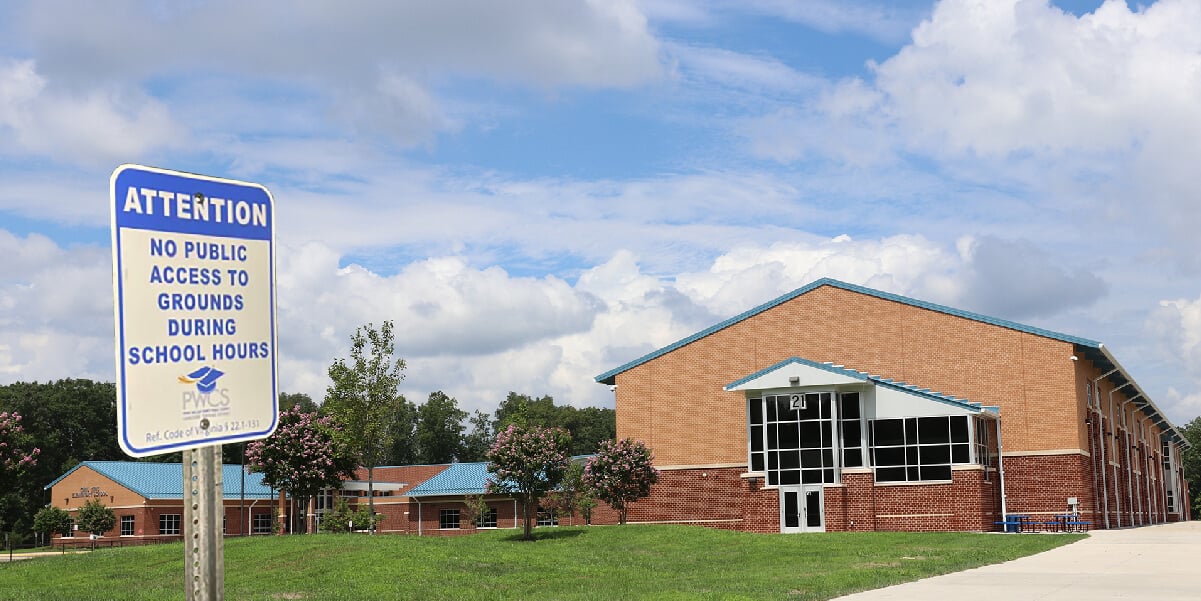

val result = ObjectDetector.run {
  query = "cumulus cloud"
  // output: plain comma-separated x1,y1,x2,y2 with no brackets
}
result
0,59,182,164
0,230,113,380
955,236,1108,319
8,0,664,151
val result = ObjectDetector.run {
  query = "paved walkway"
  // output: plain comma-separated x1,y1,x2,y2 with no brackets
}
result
833,521,1201,601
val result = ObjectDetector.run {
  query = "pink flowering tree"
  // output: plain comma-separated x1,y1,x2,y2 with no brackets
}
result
485,424,571,540
246,407,358,532
583,438,659,525
0,411,39,488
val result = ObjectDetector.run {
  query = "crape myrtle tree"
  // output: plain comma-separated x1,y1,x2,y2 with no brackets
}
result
0,411,39,488
583,438,660,525
245,406,358,533
485,424,571,541
324,321,406,523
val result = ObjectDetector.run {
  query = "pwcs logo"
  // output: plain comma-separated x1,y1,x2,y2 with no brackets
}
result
179,366,230,410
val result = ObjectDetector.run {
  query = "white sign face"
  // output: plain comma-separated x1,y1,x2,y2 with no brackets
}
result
789,394,806,411
111,165,278,457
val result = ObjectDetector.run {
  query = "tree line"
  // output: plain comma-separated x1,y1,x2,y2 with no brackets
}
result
0,323,613,541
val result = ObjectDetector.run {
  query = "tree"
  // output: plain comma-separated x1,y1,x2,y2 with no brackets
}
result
416,391,467,464
459,410,494,463
485,424,571,540
279,392,318,413
492,392,615,456
76,499,116,536
33,506,70,541
385,395,419,466
245,406,358,533
1181,416,1201,519
547,459,592,526
0,411,39,488
583,438,659,525
0,380,121,537
324,321,406,523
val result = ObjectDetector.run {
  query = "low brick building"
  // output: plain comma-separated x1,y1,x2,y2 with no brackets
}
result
595,278,1192,532
44,461,278,542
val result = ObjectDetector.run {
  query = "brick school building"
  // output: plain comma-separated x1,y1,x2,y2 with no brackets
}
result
595,278,1191,532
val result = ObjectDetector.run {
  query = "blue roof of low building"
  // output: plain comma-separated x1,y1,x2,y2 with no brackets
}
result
405,462,491,497
45,461,276,500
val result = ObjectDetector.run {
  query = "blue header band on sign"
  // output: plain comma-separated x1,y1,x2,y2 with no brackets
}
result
113,167,272,240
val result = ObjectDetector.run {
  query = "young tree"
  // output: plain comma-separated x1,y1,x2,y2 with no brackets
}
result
324,321,406,523
416,391,467,464
583,438,660,525
485,425,571,540
33,506,70,541
245,406,358,533
76,499,116,536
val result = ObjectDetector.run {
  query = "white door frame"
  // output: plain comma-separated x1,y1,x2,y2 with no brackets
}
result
780,484,825,533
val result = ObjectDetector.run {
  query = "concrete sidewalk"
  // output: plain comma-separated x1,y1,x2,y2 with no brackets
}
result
833,521,1201,601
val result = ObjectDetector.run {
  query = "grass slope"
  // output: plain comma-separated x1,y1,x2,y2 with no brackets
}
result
0,526,1082,601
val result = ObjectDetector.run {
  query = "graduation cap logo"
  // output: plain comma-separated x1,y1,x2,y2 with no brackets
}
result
178,366,225,393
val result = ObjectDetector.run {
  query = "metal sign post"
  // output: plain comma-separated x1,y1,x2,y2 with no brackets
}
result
110,164,278,601
184,445,225,601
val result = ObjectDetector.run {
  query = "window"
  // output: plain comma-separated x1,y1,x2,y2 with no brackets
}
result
63,519,75,538
159,514,181,535
316,488,335,513
1163,442,1175,512
536,508,558,526
252,513,273,534
839,392,863,467
750,393,838,486
121,515,135,536
871,416,971,483
477,507,498,528
439,509,460,529
974,417,992,481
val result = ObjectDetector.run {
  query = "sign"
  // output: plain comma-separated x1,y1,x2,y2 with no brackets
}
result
111,165,278,457
789,394,806,411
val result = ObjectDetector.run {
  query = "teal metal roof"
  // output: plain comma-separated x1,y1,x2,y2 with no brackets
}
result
405,462,491,497
595,278,1101,385
725,357,995,415
45,461,275,500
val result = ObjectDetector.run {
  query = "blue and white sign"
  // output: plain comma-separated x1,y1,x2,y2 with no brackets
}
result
111,165,278,457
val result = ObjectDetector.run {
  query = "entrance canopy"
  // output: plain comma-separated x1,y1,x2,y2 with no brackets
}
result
725,357,998,419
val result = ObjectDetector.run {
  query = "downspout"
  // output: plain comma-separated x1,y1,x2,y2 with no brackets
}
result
995,415,1008,524
1120,394,1142,526
247,499,259,535
416,498,422,537
1108,382,1134,527
1092,368,1118,529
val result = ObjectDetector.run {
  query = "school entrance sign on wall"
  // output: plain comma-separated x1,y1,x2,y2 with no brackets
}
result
111,164,278,457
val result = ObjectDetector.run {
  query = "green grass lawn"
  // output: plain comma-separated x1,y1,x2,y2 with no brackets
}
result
0,526,1082,601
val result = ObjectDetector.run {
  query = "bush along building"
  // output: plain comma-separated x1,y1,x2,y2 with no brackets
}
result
595,278,1191,533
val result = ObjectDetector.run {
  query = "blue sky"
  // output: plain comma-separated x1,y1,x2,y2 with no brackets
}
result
3,0,1201,427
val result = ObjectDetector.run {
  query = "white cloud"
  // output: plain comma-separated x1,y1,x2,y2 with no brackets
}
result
0,59,182,164
6,0,665,152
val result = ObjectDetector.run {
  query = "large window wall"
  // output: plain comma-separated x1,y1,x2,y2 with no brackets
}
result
748,390,991,486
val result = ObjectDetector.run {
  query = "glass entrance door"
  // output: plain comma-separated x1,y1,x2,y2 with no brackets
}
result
780,485,824,533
